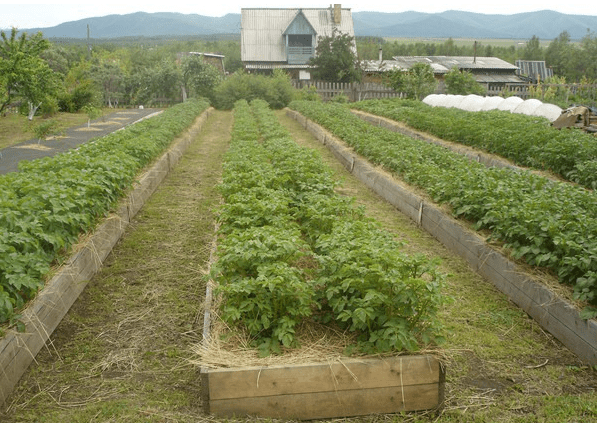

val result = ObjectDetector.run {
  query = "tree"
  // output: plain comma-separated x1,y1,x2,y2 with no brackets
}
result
444,68,486,95
181,54,222,102
19,57,61,119
59,60,100,112
90,60,125,107
521,35,543,60
578,30,597,81
309,28,362,83
385,62,437,100
0,28,53,116
545,31,575,79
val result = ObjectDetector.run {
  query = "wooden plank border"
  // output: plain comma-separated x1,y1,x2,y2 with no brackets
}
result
286,108,597,365
0,108,214,406
200,356,445,420
199,110,445,420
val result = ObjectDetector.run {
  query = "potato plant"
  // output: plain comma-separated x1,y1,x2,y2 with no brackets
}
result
212,99,446,356
352,98,597,190
290,100,597,318
0,99,210,326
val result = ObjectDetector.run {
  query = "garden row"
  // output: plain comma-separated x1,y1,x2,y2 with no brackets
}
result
352,98,597,190
0,98,210,327
212,99,446,357
289,100,597,317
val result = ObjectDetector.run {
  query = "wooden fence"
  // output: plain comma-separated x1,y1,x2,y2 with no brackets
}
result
292,81,404,102
487,83,597,103
294,80,597,105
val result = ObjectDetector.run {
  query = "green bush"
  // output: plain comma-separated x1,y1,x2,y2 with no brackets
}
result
40,97,59,117
58,81,100,113
294,85,321,102
214,70,296,110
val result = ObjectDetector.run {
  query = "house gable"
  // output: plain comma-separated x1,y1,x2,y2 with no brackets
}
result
283,10,317,36
241,6,354,71
283,10,317,65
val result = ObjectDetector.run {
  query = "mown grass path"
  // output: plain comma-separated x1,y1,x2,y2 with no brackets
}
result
1,108,596,423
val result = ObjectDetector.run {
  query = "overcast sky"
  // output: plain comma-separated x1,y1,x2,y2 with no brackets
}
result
2,1,596,30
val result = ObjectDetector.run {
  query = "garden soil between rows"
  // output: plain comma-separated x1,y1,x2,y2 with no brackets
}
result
1,109,596,422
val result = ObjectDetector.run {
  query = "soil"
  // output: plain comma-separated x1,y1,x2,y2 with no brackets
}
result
1,108,596,422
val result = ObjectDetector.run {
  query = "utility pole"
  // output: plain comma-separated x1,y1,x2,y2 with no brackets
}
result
87,24,92,60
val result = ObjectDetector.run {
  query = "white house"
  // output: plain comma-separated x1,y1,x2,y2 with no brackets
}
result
241,4,355,80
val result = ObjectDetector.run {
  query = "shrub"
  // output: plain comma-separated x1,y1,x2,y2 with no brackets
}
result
214,70,296,110
294,85,321,102
444,68,486,95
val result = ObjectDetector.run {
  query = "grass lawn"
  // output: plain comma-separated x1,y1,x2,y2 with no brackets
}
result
0,110,107,149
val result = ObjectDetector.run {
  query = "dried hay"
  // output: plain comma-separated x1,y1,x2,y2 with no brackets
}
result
11,143,53,151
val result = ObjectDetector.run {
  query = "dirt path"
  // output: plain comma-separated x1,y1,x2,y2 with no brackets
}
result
1,110,231,422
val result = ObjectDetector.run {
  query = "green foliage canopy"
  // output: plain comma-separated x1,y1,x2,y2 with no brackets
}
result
384,62,437,100
213,69,295,110
309,28,362,83
0,28,59,117
444,68,486,95
181,54,222,102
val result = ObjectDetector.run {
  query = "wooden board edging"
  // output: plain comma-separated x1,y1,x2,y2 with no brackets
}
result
0,108,214,406
200,355,445,420
286,108,597,365
199,109,445,420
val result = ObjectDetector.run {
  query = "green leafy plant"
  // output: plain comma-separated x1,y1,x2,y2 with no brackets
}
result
212,99,446,356
290,100,597,317
0,98,210,326
352,98,597,190
82,104,102,128
32,119,59,143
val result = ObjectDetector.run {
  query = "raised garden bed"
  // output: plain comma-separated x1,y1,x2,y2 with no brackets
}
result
0,107,213,406
286,107,597,366
197,100,446,420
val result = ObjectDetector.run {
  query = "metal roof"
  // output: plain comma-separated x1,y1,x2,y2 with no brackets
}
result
515,60,553,83
363,56,525,84
390,56,519,71
241,7,354,63
244,62,312,70
473,74,526,84
189,52,225,59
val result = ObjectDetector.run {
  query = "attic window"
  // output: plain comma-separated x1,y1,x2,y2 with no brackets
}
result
288,34,312,47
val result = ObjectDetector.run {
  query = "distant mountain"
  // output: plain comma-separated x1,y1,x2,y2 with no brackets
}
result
21,12,240,38
351,9,597,39
14,10,597,40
